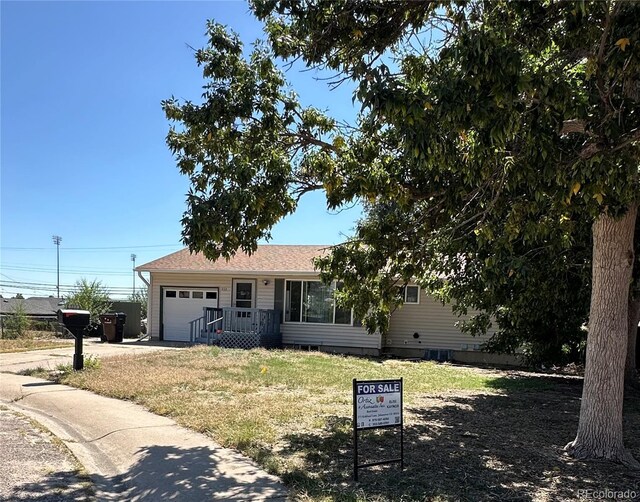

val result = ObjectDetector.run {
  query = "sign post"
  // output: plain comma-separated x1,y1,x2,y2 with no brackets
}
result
353,378,404,481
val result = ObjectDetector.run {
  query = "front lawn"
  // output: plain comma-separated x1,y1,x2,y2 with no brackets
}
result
57,347,640,501
0,331,73,353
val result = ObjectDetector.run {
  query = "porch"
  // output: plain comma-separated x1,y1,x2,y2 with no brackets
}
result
189,307,281,349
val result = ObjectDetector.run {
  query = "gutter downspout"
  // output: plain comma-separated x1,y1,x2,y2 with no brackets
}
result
137,271,150,288
136,271,151,339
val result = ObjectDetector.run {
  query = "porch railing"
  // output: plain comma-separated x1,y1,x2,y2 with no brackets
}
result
189,307,280,345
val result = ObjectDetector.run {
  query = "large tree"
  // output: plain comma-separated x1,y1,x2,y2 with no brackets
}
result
164,1,640,465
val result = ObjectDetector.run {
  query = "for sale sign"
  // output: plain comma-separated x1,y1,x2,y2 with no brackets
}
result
354,379,403,430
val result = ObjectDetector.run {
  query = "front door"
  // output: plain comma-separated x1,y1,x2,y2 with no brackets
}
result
231,280,256,332
232,280,255,309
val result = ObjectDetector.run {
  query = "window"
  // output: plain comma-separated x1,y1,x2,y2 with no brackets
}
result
285,280,352,325
285,280,302,322
206,292,217,300
234,282,253,308
165,290,176,298
302,281,333,323
179,291,190,299
402,285,420,304
192,291,203,299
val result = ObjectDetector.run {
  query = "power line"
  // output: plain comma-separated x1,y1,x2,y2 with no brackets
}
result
1,244,180,251
0,280,139,292
2,263,132,272
0,272,20,281
1,266,132,276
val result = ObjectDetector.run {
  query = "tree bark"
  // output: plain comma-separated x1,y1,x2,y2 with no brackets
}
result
566,205,639,468
626,297,640,388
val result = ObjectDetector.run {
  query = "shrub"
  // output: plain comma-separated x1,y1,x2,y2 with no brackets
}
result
3,301,31,339
65,279,112,331
128,288,148,318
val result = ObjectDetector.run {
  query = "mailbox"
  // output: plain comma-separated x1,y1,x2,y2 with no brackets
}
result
57,309,90,370
57,309,91,335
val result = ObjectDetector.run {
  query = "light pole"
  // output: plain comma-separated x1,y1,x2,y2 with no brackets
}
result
131,254,137,296
52,235,62,298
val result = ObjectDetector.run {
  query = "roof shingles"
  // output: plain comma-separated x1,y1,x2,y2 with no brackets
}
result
136,245,330,273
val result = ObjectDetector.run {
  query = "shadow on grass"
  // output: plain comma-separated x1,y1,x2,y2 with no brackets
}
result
1,444,284,502
270,376,640,501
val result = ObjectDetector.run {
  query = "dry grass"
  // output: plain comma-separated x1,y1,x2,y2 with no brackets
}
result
0,331,73,353
56,347,640,501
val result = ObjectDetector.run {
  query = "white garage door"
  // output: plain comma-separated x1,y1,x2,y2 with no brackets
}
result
162,288,219,342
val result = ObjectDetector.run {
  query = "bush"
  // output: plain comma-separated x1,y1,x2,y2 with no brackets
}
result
65,279,112,331
128,289,148,318
3,301,31,339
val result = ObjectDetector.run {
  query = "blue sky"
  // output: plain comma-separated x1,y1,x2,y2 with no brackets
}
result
1,1,361,299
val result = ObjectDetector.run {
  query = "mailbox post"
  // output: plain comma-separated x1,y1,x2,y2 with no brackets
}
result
73,330,83,371
57,309,91,371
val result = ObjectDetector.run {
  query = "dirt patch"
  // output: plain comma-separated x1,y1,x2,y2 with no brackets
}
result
274,382,640,501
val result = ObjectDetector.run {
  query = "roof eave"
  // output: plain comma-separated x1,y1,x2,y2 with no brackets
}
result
138,268,319,275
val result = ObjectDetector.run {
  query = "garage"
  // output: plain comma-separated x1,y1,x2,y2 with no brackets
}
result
162,288,219,342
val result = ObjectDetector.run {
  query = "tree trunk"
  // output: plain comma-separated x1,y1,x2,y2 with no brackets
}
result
566,205,639,468
626,297,640,388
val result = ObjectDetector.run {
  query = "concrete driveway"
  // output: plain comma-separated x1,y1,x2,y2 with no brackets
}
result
0,339,179,374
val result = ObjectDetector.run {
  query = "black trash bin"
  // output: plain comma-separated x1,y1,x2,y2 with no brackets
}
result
99,313,126,343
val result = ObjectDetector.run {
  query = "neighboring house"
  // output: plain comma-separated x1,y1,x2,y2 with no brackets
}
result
0,297,63,321
136,245,510,363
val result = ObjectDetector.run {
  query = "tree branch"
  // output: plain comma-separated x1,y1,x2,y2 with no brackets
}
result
561,119,587,135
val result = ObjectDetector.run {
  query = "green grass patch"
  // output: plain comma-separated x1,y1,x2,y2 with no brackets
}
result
51,347,565,500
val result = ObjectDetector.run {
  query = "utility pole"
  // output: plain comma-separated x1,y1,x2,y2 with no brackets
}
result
131,253,137,296
52,235,62,299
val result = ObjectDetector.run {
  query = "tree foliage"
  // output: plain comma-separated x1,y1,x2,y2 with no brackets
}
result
65,279,112,328
165,0,640,463
164,0,638,354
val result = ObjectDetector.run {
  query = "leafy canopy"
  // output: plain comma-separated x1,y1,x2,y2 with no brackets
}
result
164,1,640,338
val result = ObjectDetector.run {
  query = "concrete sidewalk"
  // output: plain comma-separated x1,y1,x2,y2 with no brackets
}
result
0,372,287,501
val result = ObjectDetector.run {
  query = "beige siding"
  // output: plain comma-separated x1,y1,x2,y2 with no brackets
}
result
147,273,155,338
281,323,381,350
149,272,275,340
148,271,381,349
387,295,488,351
